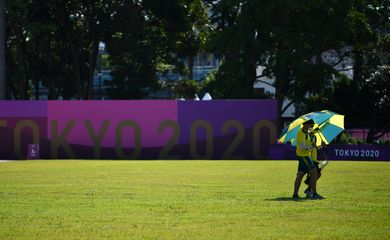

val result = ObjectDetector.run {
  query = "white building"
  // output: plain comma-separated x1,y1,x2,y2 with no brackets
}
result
254,66,295,121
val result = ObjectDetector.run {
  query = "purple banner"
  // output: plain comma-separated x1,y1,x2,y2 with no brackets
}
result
47,100,177,148
0,101,48,117
0,100,278,159
177,100,277,159
2,100,387,160
270,144,390,161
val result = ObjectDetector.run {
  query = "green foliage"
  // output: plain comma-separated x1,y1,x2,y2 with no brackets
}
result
205,0,370,130
100,54,110,70
1,161,390,239
5,0,209,99
346,1,390,141
104,0,209,99
213,59,250,98
171,79,201,99
200,70,223,98
336,132,364,145
362,65,390,142
364,65,390,110
4,0,389,139
104,1,159,99
5,0,109,99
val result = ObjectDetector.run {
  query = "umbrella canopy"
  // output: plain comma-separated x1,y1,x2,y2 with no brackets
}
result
310,115,344,146
278,110,344,146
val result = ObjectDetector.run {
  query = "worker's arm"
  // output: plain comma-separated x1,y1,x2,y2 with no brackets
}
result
300,141,313,151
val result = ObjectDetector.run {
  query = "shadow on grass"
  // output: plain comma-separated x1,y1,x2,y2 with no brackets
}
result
266,197,310,202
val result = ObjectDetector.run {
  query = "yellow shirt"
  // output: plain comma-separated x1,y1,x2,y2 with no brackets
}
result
296,128,312,157
310,134,318,162
311,146,318,161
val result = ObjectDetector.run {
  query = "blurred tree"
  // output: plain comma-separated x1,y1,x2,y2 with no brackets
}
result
5,0,388,129
205,0,363,131
27,2,74,100
6,0,34,99
54,0,108,99
176,0,210,80
103,1,158,99
6,0,108,99
104,0,209,99
333,0,390,142
6,0,209,99
172,79,201,99
362,66,390,143
204,0,253,99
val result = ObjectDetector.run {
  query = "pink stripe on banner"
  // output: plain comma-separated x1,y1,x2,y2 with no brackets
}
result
48,100,178,148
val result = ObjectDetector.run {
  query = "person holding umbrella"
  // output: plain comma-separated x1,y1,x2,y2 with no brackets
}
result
278,110,344,199
292,119,324,199
303,128,326,197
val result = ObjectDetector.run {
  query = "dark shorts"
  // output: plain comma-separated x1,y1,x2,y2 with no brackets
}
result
297,156,316,173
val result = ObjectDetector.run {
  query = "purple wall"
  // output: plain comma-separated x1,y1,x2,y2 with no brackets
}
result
1,100,389,160
0,100,278,159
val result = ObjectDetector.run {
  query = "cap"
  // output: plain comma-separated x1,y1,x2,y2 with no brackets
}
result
303,119,315,126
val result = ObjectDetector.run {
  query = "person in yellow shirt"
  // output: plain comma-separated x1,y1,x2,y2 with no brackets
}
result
292,119,324,199
303,129,326,197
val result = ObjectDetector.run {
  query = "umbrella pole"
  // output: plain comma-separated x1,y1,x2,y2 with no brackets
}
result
316,132,329,160
320,148,328,160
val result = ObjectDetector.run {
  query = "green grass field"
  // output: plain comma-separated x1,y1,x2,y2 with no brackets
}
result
0,160,389,239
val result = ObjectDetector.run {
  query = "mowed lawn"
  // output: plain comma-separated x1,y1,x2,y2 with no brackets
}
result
0,160,389,239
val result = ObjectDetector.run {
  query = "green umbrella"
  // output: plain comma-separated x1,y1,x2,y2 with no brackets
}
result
278,110,344,146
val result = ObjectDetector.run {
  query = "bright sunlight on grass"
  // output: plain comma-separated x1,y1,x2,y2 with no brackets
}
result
0,160,389,239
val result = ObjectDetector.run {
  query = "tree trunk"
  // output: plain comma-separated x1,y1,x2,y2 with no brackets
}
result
242,62,256,98
242,39,258,98
276,96,284,134
188,55,194,80
34,77,39,100
0,0,5,100
85,2,100,100
47,79,56,100
86,38,99,99
366,129,377,143
366,109,379,143
274,59,290,134
15,32,28,99
67,36,82,99
58,2,83,99
353,49,364,85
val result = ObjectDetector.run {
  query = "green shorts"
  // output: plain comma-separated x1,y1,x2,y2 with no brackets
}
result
297,156,316,173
